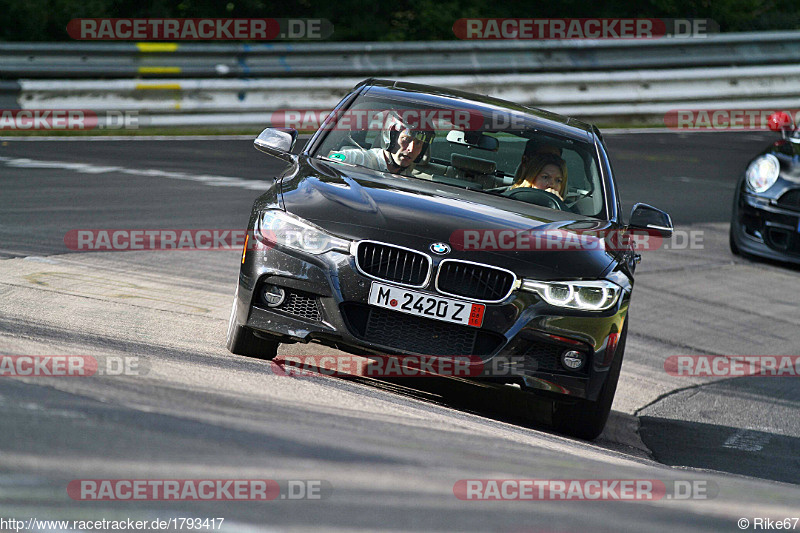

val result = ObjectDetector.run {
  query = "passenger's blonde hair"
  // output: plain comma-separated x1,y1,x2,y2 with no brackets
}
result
512,153,568,199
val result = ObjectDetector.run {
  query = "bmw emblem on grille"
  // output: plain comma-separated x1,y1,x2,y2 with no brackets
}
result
430,242,451,255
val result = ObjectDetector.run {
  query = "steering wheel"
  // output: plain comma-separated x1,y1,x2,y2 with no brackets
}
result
503,187,568,211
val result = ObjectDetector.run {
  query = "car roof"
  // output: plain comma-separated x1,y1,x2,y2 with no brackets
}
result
355,78,596,143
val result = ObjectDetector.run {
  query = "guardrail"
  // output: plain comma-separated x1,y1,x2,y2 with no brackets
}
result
3,32,800,78
12,64,800,122
2,32,800,126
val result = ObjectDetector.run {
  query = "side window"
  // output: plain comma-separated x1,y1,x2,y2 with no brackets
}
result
563,149,603,216
563,150,588,193
361,122,380,150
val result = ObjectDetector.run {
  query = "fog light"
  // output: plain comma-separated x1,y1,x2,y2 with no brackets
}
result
261,285,286,307
561,350,585,371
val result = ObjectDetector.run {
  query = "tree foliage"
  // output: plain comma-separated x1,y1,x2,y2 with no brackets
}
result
0,0,798,41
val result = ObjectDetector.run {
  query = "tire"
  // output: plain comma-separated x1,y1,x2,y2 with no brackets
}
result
729,224,740,256
730,221,757,261
552,322,628,440
226,294,279,360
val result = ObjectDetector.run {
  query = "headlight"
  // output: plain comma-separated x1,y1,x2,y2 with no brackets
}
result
520,279,622,311
745,154,780,193
257,210,351,254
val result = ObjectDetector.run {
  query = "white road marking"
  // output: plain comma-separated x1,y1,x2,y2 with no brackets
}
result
604,129,773,137
662,176,736,187
22,257,61,264
722,428,771,452
0,135,257,141
0,134,312,141
0,156,272,191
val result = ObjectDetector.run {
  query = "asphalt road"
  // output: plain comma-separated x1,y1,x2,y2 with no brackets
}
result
0,131,774,257
1,132,798,532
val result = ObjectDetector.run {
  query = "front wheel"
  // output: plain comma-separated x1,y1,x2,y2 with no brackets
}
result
729,223,740,256
551,322,627,440
226,294,279,360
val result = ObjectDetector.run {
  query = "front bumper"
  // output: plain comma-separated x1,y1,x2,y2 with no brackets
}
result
732,191,800,265
234,239,629,402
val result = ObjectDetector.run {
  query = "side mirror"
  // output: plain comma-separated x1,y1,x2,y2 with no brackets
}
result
254,128,298,163
629,203,673,238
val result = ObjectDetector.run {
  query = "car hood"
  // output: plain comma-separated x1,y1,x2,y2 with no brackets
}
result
279,157,618,279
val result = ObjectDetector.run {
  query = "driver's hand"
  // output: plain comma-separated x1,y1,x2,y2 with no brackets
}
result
544,187,563,200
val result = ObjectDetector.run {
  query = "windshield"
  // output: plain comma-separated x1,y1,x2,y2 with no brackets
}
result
313,93,606,218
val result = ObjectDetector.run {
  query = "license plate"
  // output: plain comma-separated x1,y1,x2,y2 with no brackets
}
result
368,282,485,327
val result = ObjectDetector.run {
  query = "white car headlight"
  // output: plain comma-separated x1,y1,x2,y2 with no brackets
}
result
257,210,351,254
745,154,780,193
520,279,622,311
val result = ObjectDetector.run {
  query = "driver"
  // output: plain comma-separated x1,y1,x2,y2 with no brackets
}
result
333,112,435,176
509,152,568,200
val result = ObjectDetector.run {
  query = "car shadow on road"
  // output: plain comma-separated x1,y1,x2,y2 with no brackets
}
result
273,355,652,455
638,417,800,485
342,373,591,440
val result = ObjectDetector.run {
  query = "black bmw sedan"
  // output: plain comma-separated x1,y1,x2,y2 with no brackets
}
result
227,79,672,440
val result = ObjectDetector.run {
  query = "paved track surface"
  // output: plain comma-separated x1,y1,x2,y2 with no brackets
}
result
1,132,798,532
